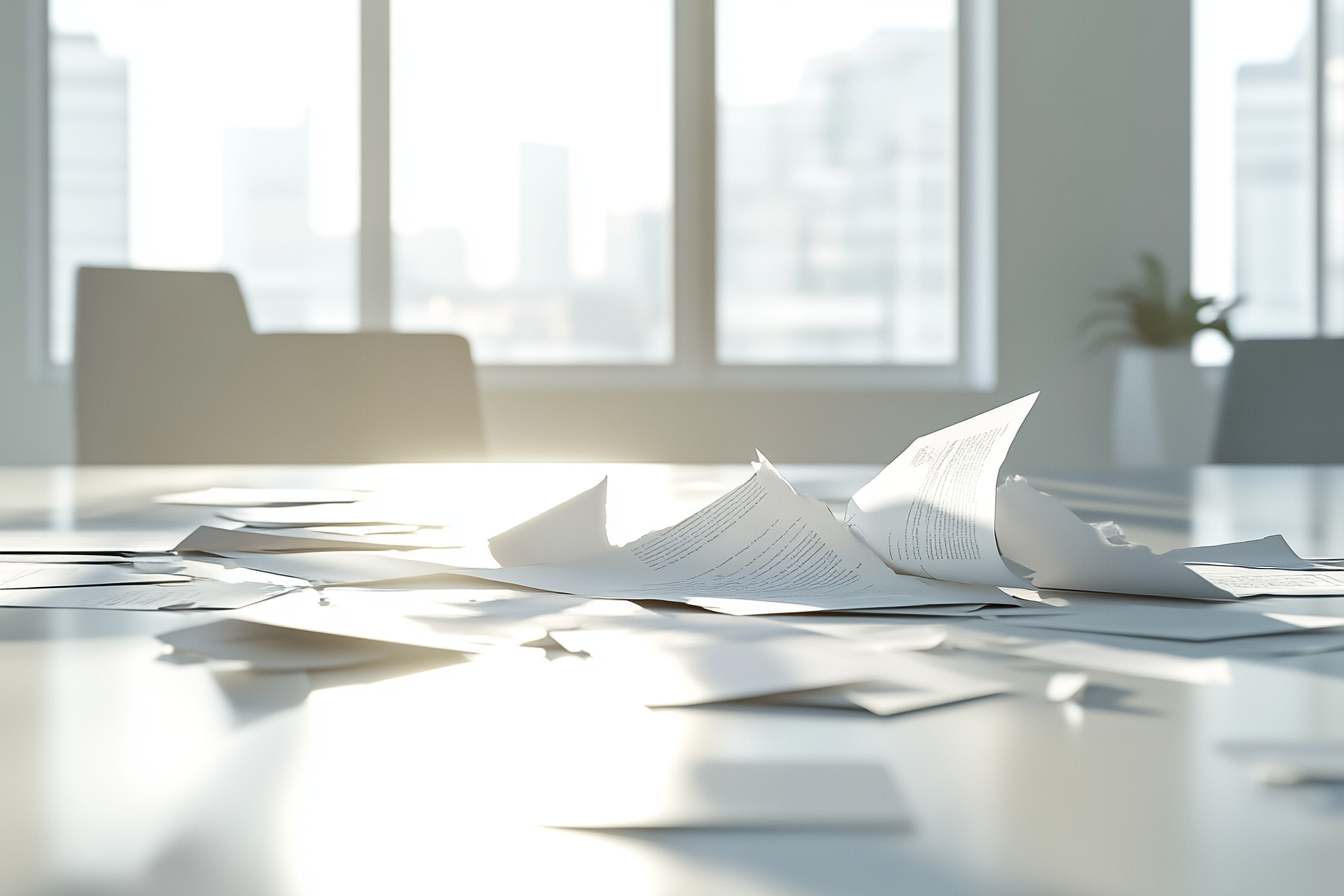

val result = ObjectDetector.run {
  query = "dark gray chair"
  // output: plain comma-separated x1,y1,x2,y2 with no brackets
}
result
1211,338,1344,463
75,266,486,463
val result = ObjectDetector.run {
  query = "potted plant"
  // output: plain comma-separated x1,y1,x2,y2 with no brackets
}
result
1083,254,1239,467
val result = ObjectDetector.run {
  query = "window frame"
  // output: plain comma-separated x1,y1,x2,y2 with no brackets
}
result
42,0,997,392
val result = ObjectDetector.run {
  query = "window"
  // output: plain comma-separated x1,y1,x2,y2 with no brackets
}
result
46,0,994,389
390,0,672,364
1192,0,1344,362
718,0,958,366
49,0,360,369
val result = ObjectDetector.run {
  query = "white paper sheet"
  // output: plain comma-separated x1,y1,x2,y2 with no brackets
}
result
0,531,184,553
1186,566,1344,597
452,457,958,609
0,553,144,564
218,503,456,528
998,605,1344,641
1007,639,1232,685
549,629,882,706
846,394,1038,587
214,550,464,585
995,476,1237,599
159,619,398,670
174,525,453,554
154,487,372,506
0,563,190,590
1166,535,1315,569
0,580,292,610
488,478,610,567
230,588,655,653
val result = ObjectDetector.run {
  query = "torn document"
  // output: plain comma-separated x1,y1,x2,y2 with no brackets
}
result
995,476,1236,599
845,394,1037,588
995,476,1344,600
447,456,1009,611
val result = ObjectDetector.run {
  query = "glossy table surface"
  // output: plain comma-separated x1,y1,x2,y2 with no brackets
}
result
1,463,1343,896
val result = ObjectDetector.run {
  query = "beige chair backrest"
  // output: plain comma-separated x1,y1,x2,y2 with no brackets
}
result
75,267,485,463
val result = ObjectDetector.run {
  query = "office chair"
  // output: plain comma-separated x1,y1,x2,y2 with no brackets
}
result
1210,338,1344,464
74,267,486,463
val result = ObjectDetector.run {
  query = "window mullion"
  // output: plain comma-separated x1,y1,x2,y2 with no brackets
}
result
360,0,393,331
673,0,716,373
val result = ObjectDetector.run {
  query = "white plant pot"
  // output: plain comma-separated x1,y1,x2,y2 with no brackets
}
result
1111,345,1225,467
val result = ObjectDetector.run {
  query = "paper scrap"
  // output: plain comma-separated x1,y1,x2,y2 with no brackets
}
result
159,619,398,670
0,581,292,610
998,605,1344,642
213,550,463,585
488,478,611,567
154,487,372,506
174,526,443,555
549,629,881,706
1187,566,1344,598
0,563,190,590
995,476,1235,600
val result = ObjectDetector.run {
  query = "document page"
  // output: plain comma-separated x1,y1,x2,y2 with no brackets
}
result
994,476,1236,599
846,394,1038,587
1185,566,1344,598
453,457,969,608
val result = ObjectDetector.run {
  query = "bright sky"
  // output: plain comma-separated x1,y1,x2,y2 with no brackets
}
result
1191,0,1311,299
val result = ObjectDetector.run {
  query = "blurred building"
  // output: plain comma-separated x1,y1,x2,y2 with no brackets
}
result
1234,40,1314,337
719,28,954,364
49,32,129,366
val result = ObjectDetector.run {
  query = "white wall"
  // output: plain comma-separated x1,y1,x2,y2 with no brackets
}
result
0,0,1190,467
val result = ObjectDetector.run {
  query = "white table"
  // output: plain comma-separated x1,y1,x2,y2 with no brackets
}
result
1,464,1342,896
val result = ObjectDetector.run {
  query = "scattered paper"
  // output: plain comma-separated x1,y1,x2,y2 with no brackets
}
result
751,652,1009,715
0,553,145,564
229,589,634,653
488,478,611,567
217,503,456,529
0,581,292,610
847,394,1038,587
998,605,1344,642
1009,639,1232,685
210,550,463,585
174,526,443,555
1186,566,1344,598
0,531,182,553
549,629,881,706
455,457,960,609
154,487,372,506
995,476,1235,600
0,563,189,590
159,619,399,670
1165,535,1316,569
